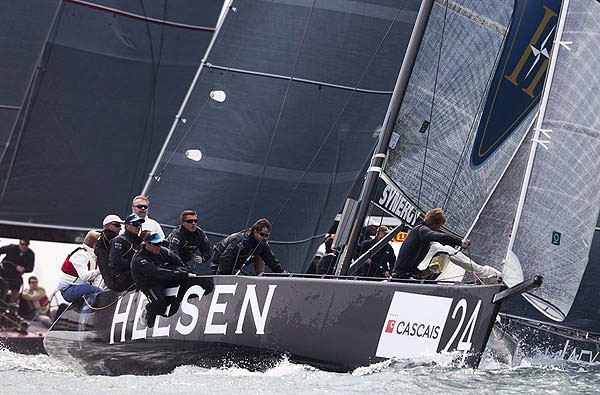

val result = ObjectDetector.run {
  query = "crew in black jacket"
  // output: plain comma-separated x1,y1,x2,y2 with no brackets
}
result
167,210,211,273
0,239,35,302
212,218,286,275
95,214,123,289
131,232,191,327
358,226,396,278
108,214,144,291
392,208,469,279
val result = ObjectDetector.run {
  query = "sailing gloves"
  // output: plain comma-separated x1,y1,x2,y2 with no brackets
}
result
193,255,204,266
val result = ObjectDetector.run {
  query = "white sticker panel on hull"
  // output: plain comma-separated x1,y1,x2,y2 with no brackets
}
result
376,291,453,358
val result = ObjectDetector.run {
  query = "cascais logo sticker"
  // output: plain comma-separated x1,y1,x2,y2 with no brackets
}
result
376,292,452,359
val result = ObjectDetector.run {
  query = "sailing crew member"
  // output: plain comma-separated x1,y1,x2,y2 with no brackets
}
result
108,213,144,291
95,214,124,289
167,210,211,273
129,195,165,239
0,239,35,303
57,231,102,305
212,218,286,275
317,236,337,275
131,232,193,328
392,208,469,279
358,226,396,278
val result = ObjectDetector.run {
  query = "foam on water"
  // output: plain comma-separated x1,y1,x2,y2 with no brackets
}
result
1,346,599,395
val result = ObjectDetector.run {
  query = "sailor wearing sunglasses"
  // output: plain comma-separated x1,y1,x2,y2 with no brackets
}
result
212,218,287,276
130,195,165,239
166,210,211,274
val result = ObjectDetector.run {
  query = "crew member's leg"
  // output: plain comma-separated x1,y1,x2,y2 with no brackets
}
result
7,277,23,303
61,284,103,303
143,286,168,328
254,256,265,275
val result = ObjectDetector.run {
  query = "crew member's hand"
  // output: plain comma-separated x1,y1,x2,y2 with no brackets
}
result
384,271,390,278
187,272,197,278
16,265,25,273
365,259,372,265
461,238,471,248
193,255,203,266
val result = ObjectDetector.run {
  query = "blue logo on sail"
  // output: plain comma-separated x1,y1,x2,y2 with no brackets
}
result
470,0,561,168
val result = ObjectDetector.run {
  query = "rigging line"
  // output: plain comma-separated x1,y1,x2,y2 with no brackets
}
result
270,2,408,228
0,3,67,202
64,0,215,32
417,0,449,207
441,6,514,211
155,0,270,181
243,0,318,230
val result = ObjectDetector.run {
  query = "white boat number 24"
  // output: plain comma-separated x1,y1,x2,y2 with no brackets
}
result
442,299,482,353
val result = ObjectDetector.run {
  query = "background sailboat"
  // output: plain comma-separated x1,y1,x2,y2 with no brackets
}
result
0,0,225,240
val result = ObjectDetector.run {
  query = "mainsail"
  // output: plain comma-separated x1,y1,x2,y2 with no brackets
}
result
506,0,600,321
0,0,224,229
144,1,422,272
382,0,558,238
0,1,60,164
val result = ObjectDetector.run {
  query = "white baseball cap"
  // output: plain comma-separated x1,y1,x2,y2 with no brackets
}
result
103,214,124,226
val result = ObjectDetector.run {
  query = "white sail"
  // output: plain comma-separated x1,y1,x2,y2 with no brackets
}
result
383,0,534,237
507,0,600,321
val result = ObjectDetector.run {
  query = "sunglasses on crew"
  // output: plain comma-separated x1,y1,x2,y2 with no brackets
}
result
184,219,198,224
134,204,148,209
129,222,143,227
258,231,270,238
19,242,29,246
110,223,122,227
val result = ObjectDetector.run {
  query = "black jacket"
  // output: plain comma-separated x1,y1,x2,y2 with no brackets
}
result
316,252,337,275
0,244,34,280
131,247,188,290
358,238,396,278
212,229,284,275
167,225,211,264
95,229,119,287
393,221,462,277
108,231,143,291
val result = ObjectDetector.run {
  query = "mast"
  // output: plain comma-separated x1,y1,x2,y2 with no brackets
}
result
141,0,233,196
337,0,435,275
505,0,570,256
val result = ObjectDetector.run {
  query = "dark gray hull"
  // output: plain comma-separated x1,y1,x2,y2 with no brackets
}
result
44,275,505,375
498,313,600,364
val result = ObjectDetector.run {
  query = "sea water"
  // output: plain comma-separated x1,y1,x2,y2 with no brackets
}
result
1,347,599,395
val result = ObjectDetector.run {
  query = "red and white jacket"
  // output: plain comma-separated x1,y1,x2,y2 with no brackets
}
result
58,244,100,287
